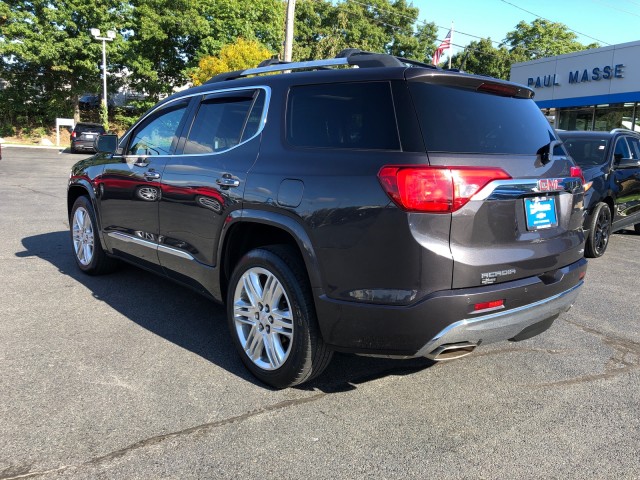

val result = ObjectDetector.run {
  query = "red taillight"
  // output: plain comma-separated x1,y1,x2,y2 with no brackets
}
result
378,166,511,213
71,131,76,138
570,165,585,185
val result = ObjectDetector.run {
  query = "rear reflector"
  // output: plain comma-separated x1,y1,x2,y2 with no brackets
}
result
378,166,511,213
474,299,505,312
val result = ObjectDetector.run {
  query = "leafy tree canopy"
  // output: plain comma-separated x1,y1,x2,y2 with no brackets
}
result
190,38,274,86
0,0,126,125
503,18,598,60
0,2,600,131
293,0,438,63
449,38,513,79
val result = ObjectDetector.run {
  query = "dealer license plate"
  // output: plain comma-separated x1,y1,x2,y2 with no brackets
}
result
524,196,557,230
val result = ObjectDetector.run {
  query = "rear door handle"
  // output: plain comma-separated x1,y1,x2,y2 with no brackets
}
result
144,170,161,181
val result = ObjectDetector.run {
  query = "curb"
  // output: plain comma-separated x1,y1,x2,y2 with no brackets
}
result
1,144,68,151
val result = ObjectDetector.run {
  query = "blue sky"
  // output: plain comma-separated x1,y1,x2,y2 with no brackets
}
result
411,0,640,56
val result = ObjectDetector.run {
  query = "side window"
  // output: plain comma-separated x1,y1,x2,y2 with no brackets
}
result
614,137,631,160
183,90,262,155
127,101,189,156
287,82,400,150
241,90,266,142
626,136,640,160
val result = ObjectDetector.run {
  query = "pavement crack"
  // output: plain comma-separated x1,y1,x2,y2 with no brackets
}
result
11,185,62,199
535,319,640,388
2,392,327,479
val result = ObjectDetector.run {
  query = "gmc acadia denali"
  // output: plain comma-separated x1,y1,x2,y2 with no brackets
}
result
68,50,587,388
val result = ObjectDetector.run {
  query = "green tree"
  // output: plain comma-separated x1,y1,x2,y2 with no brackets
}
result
503,18,598,61
190,38,274,86
0,0,126,127
450,38,513,79
198,0,285,57
292,0,437,63
121,0,211,99
121,0,284,100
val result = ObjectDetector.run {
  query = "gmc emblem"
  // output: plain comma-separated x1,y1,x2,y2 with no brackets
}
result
538,179,560,191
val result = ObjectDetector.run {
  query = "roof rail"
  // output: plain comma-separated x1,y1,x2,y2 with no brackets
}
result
610,127,637,135
205,49,438,84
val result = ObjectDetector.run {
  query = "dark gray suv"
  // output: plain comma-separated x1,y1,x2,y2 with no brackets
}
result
558,129,640,257
67,50,587,388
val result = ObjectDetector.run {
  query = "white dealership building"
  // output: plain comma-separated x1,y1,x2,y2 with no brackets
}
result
509,40,640,132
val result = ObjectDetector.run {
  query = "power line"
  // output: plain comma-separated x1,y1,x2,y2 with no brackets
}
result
499,0,611,45
342,0,550,60
591,0,640,18
336,4,519,63
348,0,503,46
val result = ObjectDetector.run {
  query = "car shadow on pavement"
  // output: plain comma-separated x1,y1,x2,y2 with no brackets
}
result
18,230,435,391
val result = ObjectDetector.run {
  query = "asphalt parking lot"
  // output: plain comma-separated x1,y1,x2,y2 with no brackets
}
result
1,146,639,479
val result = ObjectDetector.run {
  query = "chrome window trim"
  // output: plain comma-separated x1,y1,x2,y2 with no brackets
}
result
123,86,271,158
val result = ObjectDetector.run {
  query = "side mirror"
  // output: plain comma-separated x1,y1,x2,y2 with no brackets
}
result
615,156,640,168
95,134,118,154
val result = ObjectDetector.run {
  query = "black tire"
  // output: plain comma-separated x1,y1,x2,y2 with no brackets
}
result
227,245,333,389
70,196,118,275
585,202,612,258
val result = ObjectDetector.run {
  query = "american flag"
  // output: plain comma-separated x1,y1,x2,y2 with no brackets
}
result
432,30,452,66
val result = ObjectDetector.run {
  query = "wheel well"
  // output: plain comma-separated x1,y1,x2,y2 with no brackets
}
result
221,222,304,300
67,186,90,218
603,197,614,215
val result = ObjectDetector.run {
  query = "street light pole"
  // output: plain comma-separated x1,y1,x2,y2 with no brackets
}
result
283,0,296,62
90,28,116,127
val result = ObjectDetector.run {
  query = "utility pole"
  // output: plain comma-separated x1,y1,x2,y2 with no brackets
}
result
90,28,116,128
284,0,296,62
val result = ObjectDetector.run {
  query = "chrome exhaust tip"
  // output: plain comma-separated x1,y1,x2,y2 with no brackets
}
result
428,342,477,361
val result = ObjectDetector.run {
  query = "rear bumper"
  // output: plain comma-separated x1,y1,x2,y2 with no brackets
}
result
71,141,96,151
416,281,581,359
315,257,587,356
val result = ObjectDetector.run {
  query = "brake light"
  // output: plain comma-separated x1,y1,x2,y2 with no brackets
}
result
477,82,519,97
378,166,511,213
71,131,76,138
570,165,585,185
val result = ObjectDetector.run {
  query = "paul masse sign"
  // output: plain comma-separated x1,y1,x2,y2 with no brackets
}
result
528,64,624,88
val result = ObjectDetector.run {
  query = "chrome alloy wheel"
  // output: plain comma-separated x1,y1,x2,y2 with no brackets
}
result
233,267,294,370
72,206,95,266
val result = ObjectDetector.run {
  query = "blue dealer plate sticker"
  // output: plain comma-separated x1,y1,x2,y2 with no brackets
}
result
524,196,557,230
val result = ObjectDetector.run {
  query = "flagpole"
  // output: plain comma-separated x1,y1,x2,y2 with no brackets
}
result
449,21,454,69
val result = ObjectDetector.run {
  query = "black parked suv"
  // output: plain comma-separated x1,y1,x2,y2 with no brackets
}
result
70,122,106,153
67,50,587,388
558,129,640,257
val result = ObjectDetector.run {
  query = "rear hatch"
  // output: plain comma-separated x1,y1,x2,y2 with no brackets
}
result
75,124,105,142
405,70,585,289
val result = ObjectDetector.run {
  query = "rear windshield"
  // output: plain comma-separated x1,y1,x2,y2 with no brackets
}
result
558,135,609,166
408,82,555,154
75,124,105,134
